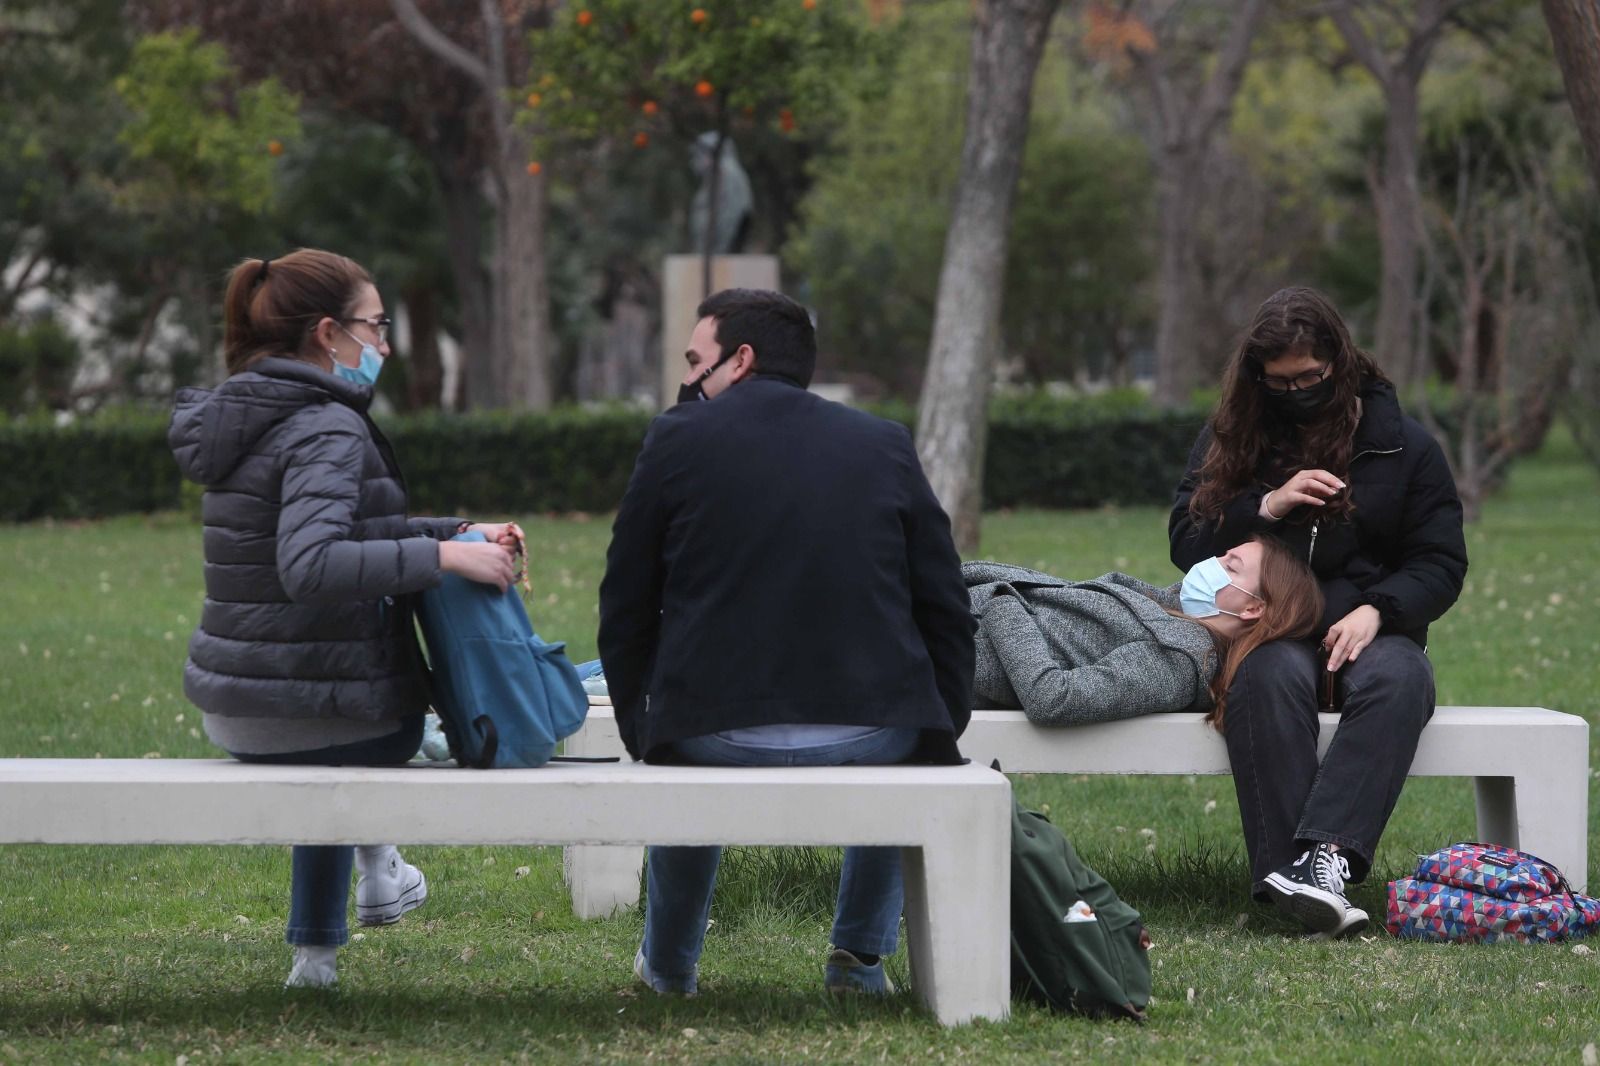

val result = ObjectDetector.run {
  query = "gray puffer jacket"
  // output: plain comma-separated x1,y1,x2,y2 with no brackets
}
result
169,357,459,727
965,561,1218,724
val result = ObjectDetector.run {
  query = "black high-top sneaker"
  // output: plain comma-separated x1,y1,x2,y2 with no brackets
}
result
1263,842,1369,938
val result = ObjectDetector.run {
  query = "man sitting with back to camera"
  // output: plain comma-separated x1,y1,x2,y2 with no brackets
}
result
597,288,975,997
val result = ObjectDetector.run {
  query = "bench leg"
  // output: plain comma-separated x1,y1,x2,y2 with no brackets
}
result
1473,772,1589,893
561,711,643,918
900,835,1010,1027
563,845,643,919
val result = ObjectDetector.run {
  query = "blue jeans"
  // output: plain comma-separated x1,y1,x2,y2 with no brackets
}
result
640,725,922,982
231,716,423,947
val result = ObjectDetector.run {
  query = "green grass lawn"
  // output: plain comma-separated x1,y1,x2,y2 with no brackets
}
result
1,435,1597,1063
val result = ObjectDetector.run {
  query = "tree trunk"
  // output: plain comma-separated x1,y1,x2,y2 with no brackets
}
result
401,281,443,411
494,136,553,410
1152,157,1203,407
436,160,496,411
1374,77,1422,388
1138,0,1270,408
915,0,1060,552
1542,0,1600,197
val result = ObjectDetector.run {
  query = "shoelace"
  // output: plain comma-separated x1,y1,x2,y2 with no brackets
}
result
1312,847,1351,895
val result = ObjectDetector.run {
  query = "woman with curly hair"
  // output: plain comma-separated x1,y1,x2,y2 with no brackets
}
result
1170,286,1467,938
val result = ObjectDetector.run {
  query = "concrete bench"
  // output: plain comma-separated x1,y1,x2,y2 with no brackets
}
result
564,703,1590,918
0,757,1011,1027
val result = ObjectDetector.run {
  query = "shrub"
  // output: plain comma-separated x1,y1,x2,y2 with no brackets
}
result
0,396,1214,522
0,412,181,521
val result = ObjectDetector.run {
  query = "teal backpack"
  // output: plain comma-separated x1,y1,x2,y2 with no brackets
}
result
414,532,588,768
1006,779,1152,1021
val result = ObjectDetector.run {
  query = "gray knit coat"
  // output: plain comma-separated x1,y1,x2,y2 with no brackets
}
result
964,561,1218,724
169,357,460,729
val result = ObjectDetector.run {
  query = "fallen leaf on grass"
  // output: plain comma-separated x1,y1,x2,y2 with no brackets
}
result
1581,1043,1596,1066
514,866,531,878
1572,944,1593,957
1186,987,1195,1004
458,946,476,963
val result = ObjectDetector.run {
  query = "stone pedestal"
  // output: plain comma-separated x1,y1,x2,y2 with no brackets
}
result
660,254,781,408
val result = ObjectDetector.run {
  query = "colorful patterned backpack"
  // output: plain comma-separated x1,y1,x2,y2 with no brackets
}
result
1386,842,1600,944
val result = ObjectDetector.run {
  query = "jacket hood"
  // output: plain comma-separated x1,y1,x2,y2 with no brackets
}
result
169,357,372,485
1353,377,1404,455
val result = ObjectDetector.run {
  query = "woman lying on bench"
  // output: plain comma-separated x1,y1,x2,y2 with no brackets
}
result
965,535,1322,724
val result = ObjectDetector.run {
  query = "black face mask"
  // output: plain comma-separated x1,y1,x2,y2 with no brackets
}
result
1265,378,1335,422
675,350,737,405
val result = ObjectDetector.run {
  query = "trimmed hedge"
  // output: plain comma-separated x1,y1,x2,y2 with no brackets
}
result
0,397,1212,522
0,414,182,521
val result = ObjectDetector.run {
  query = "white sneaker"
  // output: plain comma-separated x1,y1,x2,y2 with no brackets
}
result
285,945,337,988
355,845,428,926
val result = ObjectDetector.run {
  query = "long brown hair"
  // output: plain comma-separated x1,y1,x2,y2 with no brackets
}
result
1189,287,1388,525
1197,535,1324,730
222,248,371,375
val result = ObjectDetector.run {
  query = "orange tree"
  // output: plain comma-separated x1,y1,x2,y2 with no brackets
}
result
527,0,890,293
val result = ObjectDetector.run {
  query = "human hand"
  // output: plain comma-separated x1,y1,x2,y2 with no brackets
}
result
465,521,531,593
465,523,518,550
1261,469,1345,520
1323,604,1381,670
439,539,517,593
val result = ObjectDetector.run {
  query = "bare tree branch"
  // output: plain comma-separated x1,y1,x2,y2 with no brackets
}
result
1191,0,1269,144
1328,2,1392,92
389,0,491,91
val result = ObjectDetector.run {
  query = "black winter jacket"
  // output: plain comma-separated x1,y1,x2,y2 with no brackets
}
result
169,358,459,725
1169,379,1467,647
598,377,975,764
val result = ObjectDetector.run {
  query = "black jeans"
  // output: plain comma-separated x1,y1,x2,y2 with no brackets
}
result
1222,636,1435,897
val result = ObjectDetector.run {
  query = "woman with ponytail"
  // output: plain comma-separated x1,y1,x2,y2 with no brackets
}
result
1170,286,1467,939
170,249,519,987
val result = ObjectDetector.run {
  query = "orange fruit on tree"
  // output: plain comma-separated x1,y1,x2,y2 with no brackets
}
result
576,9,593,26
526,92,542,108
526,161,543,176
266,139,284,156
694,79,714,98
690,8,707,23
803,0,816,9
633,131,650,148
641,99,659,115
779,108,795,132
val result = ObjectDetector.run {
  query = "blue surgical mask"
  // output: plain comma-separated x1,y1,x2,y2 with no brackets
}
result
333,329,384,388
1180,555,1262,618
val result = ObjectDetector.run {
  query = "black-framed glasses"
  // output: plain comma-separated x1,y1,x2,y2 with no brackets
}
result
343,315,392,344
1257,363,1330,394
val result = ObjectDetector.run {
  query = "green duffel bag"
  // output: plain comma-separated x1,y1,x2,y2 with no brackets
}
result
1007,785,1152,1021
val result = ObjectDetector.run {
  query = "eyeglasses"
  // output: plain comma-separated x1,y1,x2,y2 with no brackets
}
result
1257,363,1330,394
342,315,392,344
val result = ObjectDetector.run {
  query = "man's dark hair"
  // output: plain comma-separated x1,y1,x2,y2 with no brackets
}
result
696,288,816,387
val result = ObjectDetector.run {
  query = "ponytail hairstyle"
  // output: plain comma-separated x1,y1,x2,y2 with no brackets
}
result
1189,286,1388,525
222,248,372,375
1202,535,1324,730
